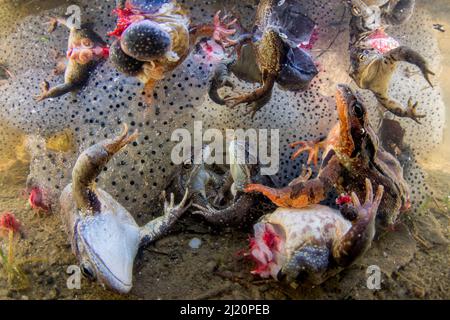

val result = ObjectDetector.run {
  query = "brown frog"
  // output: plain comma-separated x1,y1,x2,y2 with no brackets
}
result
245,84,411,228
214,0,318,117
34,17,108,101
349,0,434,123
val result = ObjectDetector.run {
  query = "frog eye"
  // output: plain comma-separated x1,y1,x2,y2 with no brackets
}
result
358,53,366,61
353,102,365,118
81,38,94,48
351,5,362,16
80,262,96,281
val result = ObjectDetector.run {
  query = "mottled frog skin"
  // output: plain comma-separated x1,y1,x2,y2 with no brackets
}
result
249,179,383,284
245,85,411,228
209,0,318,117
34,18,108,101
169,140,273,227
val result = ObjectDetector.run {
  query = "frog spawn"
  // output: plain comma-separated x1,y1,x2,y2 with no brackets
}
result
0,0,444,239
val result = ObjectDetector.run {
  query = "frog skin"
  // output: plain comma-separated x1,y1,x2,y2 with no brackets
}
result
209,0,318,117
60,124,189,293
245,84,411,228
170,139,273,226
349,0,415,30
349,1,433,123
190,138,265,226
108,0,237,105
249,179,383,284
34,17,108,101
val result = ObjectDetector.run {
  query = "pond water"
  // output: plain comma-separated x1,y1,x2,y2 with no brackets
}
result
0,0,448,299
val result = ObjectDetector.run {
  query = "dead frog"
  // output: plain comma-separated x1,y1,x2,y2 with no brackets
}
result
245,84,411,229
108,0,237,105
349,0,434,123
249,179,383,284
60,124,189,293
34,17,108,101
209,0,318,117
169,138,273,226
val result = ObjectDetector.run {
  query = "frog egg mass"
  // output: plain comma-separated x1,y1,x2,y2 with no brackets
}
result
0,0,448,299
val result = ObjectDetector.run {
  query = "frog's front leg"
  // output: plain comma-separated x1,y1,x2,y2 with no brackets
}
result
373,92,425,124
34,80,77,101
139,189,190,247
244,156,342,208
192,193,254,226
332,179,384,267
290,138,326,167
382,0,415,25
189,11,238,47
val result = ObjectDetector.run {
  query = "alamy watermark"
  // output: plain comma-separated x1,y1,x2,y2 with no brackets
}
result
65,5,81,29
170,121,280,175
366,265,382,290
66,265,81,290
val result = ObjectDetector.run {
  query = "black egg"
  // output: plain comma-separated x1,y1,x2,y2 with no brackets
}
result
120,20,171,62
109,39,144,76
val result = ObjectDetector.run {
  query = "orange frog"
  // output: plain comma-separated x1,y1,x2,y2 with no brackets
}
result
245,84,411,228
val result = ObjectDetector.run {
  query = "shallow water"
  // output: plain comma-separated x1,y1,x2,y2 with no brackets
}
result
0,0,448,300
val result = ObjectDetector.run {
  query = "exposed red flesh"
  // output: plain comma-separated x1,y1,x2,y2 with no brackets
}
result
336,194,352,206
108,5,139,38
248,224,282,277
28,187,51,213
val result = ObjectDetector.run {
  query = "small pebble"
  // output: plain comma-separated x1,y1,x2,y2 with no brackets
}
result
189,237,202,249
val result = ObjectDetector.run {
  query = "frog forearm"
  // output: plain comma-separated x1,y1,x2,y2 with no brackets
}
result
139,215,176,247
37,82,77,100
